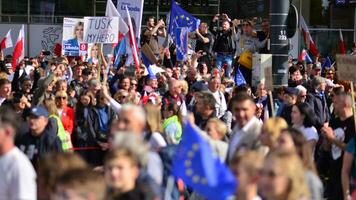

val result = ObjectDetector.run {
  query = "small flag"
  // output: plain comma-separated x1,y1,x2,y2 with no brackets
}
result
234,68,247,86
322,56,332,70
12,25,25,70
298,49,313,64
0,29,13,49
339,29,346,55
172,122,237,200
113,37,127,68
300,15,319,57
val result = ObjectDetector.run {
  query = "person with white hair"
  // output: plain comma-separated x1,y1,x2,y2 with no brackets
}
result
296,85,308,103
114,104,164,186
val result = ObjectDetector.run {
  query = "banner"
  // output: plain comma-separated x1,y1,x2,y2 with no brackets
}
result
175,27,188,61
62,18,87,56
83,17,119,44
336,54,356,82
117,0,144,39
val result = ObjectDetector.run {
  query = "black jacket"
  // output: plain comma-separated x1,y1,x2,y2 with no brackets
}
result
306,90,330,130
88,105,117,143
16,118,63,167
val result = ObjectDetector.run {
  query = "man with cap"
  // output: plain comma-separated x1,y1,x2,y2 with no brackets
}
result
306,76,330,130
16,106,62,167
278,87,299,125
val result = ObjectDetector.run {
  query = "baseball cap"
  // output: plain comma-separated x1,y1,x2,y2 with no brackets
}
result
312,63,322,70
29,106,49,118
285,87,299,96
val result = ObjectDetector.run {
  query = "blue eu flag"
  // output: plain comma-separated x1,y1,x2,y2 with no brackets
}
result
172,122,237,200
322,56,332,70
168,0,200,44
234,68,247,86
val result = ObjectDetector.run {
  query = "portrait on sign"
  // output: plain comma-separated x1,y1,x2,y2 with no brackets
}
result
62,18,87,56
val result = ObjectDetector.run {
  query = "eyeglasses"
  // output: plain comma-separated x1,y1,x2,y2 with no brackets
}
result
131,82,138,86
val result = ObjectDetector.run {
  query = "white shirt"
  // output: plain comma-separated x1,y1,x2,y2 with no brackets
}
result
0,97,6,106
298,126,319,142
0,147,37,200
209,90,227,119
228,117,261,161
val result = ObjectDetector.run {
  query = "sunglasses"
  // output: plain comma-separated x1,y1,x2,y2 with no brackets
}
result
131,82,138,86
56,96,67,100
242,23,249,27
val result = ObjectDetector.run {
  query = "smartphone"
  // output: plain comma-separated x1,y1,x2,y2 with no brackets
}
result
25,61,32,65
42,51,51,56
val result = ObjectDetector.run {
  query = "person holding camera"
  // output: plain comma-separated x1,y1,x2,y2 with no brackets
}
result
141,16,167,58
189,22,214,68
210,13,235,78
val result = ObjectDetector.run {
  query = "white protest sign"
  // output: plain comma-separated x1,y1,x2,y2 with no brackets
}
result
83,17,119,44
62,18,87,56
336,54,356,82
117,0,144,39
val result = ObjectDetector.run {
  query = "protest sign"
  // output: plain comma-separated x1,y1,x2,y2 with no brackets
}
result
336,54,356,82
252,54,272,89
83,17,119,44
117,0,144,39
62,18,87,56
175,27,188,61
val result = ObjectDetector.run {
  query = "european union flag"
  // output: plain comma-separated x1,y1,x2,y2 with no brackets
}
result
168,0,200,44
176,27,188,61
322,56,332,70
234,68,247,86
172,122,237,200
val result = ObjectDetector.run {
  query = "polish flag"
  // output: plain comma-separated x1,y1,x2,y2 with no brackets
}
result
298,49,313,63
0,30,13,49
300,15,319,57
339,29,346,55
105,0,129,44
125,6,140,72
12,25,25,70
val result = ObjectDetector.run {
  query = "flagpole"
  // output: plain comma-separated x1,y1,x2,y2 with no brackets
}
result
156,0,160,21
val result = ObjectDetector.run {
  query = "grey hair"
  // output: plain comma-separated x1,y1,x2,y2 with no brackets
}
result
295,85,307,95
111,132,149,167
120,104,146,124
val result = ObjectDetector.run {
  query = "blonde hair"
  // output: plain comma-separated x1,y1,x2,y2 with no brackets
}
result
231,150,264,177
144,103,163,133
179,80,189,95
207,118,227,138
262,117,288,148
43,98,58,116
265,151,309,200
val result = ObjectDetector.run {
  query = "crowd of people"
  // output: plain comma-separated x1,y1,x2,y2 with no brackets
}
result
1,13,356,200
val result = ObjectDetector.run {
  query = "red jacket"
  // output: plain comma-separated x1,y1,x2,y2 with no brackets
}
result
60,106,74,134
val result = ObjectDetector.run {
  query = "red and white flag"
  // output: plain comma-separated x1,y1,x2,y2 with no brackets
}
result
12,25,25,70
105,0,129,43
339,29,346,55
0,29,13,49
125,6,140,72
300,15,319,57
